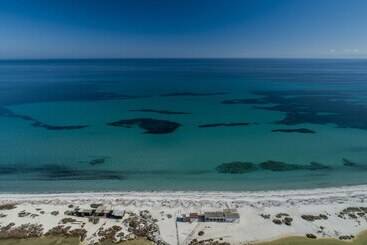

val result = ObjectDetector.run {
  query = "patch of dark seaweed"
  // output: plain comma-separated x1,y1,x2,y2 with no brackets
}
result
308,162,332,170
79,156,110,166
0,164,126,181
342,158,367,169
122,169,211,175
221,98,268,105
259,160,331,172
129,109,191,115
272,128,316,134
34,165,126,181
88,157,108,166
222,90,367,130
259,160,303,171
0,164,211,179
343,158,358,167
0,166,18,175
161,92,228,97
216,162,257,174
107,118,181,134
31,122,88,130
0,107,88,131
215,160,332,174
199,122,252,128
38,170,125,181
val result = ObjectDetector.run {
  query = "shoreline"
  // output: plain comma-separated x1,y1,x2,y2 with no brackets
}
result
2,183,367,196
1,184,367,205
1,185,367,244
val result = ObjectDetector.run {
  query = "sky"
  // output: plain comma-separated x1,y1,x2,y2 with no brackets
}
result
0,0,367,59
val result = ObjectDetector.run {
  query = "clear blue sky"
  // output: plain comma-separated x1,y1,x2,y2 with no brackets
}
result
0,0,366,58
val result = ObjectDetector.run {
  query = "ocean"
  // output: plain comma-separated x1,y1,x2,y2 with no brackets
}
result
1,59,367,193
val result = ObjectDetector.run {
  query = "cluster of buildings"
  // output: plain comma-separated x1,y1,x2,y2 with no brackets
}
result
66,204,125,219
176,209,240,223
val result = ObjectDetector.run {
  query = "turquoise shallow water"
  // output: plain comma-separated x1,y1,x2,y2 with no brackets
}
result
1,59,367,193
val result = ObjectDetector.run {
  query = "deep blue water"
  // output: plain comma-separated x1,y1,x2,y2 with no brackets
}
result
1,59,367,193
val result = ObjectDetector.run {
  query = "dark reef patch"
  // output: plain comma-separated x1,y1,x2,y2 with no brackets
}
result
0,107,88,131
79,156,110,166
31,122,88,130
107,118,181,134
216,162,257,174
0,164,212,181
129,109,191,115
199,122,252,128
88,157,109,166
161,92,228,97
222,98,269,105
0,164,126,181
308,162,332,170
272,128,316,134
222,90,367,130
216,160,331,174
259,160,331,172
259,160,304,171
343,158,358,167
342,158,367,169
120,169,211,175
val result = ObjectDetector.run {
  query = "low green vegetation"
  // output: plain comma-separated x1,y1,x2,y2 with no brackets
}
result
258,231,367,245
102,238,153,245
0,236,80,245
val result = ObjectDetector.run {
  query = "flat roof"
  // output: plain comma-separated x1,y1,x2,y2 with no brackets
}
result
204,210,240,219
204,212,225,218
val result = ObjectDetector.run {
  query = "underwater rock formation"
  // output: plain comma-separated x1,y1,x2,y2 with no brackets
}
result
343,158,358,167
259,160,331,172
107,118,181,134
129,109,191,115
0,107,88,131
161,92,228,97
216,162,257,174
31,122,88,130
80,156,110,166
272,128,315,134
259,160,303,171
222,90,367,130
342,158,367,169
0,164,126,181
308,162,332,170
216,160,331,173
199,122,252,128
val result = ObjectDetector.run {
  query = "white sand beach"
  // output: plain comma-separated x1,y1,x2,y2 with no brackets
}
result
1,185,367,244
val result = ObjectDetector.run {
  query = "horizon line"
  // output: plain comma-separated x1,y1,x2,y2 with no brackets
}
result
1,57,367,61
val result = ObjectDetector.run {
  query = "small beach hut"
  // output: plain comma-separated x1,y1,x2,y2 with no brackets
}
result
223,209,240,222
79,209,94,217
204,209,240,222
204,211,226,222
111,209,125,219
